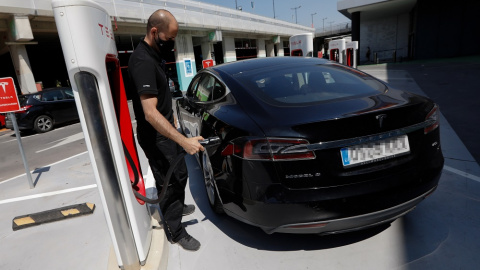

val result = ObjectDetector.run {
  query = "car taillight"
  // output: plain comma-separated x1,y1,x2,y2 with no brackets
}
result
424,104,439,134
222,138,315,161
17,105,32,114
221,144,242,156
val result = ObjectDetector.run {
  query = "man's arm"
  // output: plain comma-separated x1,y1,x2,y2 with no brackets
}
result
140,94,204,155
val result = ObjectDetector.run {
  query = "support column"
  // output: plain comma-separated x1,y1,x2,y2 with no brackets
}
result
352,11,361,64
257,39,266,58
7,15,37,94
222,36,237,63
277,39,285,56
175,33,196,91
266,41,275,57
201,41,213,62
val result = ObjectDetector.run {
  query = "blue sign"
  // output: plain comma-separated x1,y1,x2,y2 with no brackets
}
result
184,58,193,77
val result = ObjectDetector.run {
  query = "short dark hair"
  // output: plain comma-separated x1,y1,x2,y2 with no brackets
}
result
147,9,172,33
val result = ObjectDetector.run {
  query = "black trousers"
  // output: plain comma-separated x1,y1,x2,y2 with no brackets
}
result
140,136,188,242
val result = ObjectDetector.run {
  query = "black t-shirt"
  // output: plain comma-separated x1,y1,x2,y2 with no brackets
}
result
128,39,174,144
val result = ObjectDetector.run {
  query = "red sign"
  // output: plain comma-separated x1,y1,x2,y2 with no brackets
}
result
202,59,214,68
0,77,21,113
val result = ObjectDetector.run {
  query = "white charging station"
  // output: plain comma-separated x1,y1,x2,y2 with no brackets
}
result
52,0,156,269
328,39,346,64
289,33,314,57
345,41,358,68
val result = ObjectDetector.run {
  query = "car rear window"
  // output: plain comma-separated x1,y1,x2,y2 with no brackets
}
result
234,63,386,105
18,95,31,106
40,90,64,101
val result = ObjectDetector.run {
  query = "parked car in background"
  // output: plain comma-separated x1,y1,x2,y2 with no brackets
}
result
176,57,444,235
5,87,79,133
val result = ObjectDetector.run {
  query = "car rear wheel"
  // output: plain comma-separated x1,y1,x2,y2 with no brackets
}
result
201,150,224,214
34,115,53,133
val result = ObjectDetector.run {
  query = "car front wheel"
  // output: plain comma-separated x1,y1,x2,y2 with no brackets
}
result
34,115,53,133
202,150,224,214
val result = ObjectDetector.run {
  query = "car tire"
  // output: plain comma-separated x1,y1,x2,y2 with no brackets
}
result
201,150,224,214
34,115,53,133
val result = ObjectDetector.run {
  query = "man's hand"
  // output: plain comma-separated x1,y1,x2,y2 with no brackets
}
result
140,94,205,155
181,136,205,155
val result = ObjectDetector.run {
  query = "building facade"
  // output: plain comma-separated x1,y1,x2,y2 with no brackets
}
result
0,0,313,94
338,0,480,63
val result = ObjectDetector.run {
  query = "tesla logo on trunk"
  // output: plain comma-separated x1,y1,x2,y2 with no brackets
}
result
376,114,387,129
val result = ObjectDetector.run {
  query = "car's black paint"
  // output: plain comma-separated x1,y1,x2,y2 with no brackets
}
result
177,57,443,234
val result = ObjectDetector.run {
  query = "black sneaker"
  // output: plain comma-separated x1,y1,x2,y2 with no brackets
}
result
176,234,201,251
182,204,195,216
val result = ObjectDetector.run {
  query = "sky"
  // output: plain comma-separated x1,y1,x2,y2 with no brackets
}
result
194,0,350,29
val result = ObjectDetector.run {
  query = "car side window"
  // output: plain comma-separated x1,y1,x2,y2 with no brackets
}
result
189,74,225,102
63,89,75,100
42,90,64,101
187,75,201,100
195,75,215,102
211,80,225,101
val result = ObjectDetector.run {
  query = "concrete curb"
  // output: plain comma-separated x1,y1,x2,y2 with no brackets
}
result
107,217,169,270
12,202,95,231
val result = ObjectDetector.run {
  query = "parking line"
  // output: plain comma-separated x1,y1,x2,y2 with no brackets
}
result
1,138,19,144
0,184,97,205
0,123,82,144
0,151,89,184
444,165,480,183
36,132,84,153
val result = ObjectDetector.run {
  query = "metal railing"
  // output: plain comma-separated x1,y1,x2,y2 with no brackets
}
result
372,48,408,63
315,22,351,37
1,0,313,36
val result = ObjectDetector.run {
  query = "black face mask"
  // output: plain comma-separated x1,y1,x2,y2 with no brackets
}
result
155,35,175,55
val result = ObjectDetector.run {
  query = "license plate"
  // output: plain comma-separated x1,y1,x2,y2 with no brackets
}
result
340,135,410,168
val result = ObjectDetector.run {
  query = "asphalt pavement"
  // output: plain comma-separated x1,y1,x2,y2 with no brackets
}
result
0,55,479,270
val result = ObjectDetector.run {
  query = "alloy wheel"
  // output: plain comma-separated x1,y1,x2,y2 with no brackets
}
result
34,115,53,133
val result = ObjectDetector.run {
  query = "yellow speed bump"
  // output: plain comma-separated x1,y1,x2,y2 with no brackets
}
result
12,203,95,231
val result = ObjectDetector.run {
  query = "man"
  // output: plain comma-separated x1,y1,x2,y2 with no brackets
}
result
128,9,204,251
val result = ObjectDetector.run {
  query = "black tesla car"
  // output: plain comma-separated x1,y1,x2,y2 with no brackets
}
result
176,57,444,234
5,87,79,133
